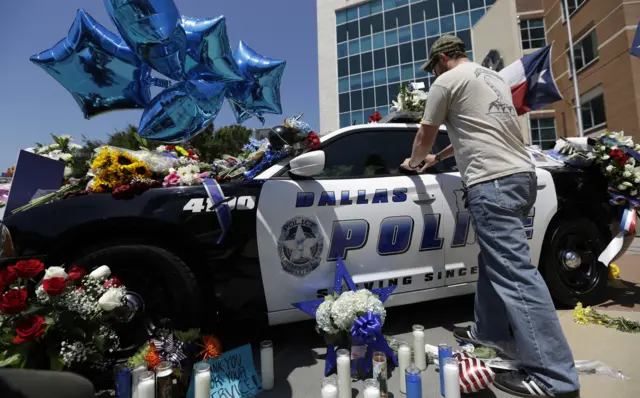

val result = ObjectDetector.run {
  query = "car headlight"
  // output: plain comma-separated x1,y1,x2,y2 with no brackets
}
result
0,223,15,258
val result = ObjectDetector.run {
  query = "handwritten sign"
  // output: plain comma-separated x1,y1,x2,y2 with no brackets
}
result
187,344,263,398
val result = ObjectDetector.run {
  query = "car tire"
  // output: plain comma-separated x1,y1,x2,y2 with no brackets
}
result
539,217,609,307
73,245,201,329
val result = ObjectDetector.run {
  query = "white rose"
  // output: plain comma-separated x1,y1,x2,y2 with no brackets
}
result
49,143,60,150
631,190,638,197
60,153,73,162
625,163,634,171
602,155,610,161
618,184,628,191
44,266,68,280
64,167,72,179
89,265,111,281
98,288,125,311
156,145,167,152
635,178,640,184
623,171,632,178
606,165,614,173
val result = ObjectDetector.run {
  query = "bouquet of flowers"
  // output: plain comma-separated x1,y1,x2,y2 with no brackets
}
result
28,134,84,179
0,262,129,370
154,145,200,162
593,131,640,199
390,82,428,113
90,147,153,193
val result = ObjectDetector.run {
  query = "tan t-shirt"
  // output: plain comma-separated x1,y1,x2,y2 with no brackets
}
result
421,61,534,187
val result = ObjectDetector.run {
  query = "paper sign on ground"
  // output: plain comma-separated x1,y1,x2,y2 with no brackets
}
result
187,344,263,398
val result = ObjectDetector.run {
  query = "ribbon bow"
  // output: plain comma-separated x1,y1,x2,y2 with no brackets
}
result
351,313,382,346
150,334,187,367
598,191,639,266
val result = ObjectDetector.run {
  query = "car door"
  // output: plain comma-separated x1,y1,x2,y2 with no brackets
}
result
256,126,448,324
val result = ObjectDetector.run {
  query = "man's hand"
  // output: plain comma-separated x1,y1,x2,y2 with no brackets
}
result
400,158,418,171
419,154,439,172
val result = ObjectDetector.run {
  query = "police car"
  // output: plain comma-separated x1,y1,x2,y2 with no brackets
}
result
0,114,618,331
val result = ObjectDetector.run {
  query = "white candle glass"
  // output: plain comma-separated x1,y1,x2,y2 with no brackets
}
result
363,378,381,398
194,362,211,398
412,324,427,370
137,371,155,398
260,340,275,390
336,349,352,398
155,361,174,398
132,365,147,398
443,357,461,398
397,340,412,393
321,375,339,398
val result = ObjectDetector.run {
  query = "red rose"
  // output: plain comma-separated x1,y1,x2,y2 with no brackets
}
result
13,315,47,344
166,145,175,151
0,289,28,314
609,149,628,166
0,267,18,291
43,277,67,297
104,277,123,289
13,260,44,279
67,267,87,283
188,149,195,155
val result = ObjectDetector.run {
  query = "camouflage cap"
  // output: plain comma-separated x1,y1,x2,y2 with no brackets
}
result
421,35,466,72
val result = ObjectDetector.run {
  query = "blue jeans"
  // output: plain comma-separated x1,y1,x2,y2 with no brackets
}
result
466,172,580,394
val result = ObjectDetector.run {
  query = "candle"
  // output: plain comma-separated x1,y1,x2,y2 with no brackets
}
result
194,362,211,398
443,357,461,398
137,371,155,398
260,340,274,390
412,325,427,370
438,344,453,397
336,349,351,398
321,376,339,398
372,351,388,398
132,366,147,398
363,379,381,398
155,361,174,398
405,364,422,398
114,364,132,398
397,341,411,394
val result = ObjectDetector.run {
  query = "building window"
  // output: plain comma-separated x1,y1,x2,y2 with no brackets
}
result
561,0,588,19
530,118,557,150
520,19,546,50
569,30,598,74
581,89,606,133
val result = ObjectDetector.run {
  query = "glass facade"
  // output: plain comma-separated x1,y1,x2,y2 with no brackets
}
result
336,0,495,127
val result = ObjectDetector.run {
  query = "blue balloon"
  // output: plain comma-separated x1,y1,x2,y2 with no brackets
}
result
103,0,187,80
30,9,152,119
181,15,244,83
138,77,226,142
225,41,286,123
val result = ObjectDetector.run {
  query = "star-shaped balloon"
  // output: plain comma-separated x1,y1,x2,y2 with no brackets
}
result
226,41,286,124
181,15,244,83
139,77,226,143
30,9,152,119
103,0,187,80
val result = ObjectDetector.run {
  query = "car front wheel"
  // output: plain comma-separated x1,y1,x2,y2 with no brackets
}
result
539,217,610,307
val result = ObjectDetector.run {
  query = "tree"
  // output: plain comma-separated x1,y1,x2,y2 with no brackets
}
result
106,124,162,151
71,136,105,178
189,124,252,163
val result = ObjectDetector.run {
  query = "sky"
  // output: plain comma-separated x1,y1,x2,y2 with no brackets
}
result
0,0,319,170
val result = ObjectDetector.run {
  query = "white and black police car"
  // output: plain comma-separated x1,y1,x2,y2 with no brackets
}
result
0,113,621,334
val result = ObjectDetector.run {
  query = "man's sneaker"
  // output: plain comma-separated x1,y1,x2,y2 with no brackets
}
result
493,371,580,397
452,325,482,345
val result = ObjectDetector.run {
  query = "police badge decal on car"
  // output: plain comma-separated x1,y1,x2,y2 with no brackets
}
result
277,216,324,277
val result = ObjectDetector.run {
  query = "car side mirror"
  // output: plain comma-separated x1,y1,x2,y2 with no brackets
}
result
289,151,326,177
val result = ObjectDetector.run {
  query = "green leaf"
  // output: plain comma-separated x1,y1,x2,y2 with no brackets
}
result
0,351,22,367
93,335,106,352
49,353,65,371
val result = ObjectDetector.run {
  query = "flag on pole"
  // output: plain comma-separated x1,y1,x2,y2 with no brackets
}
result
499,44,563,116
631,22,640,58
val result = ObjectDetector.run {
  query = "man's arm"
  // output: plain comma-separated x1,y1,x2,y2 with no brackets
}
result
407,123,440,167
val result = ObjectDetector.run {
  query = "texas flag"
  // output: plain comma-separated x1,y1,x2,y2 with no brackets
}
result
499,44,563,116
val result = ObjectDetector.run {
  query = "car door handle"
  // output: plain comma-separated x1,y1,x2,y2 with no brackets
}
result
412,193,436,204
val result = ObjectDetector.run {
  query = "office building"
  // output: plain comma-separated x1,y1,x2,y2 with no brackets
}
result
317,0,497,133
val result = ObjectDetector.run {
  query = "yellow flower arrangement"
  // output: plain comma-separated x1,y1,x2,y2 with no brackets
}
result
90,147,153,192
175,146,189,157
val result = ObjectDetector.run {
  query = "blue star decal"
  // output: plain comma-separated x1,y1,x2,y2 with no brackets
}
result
30,9,152,119
292,257,396,320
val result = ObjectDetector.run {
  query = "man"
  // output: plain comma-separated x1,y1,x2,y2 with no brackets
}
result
401,35,580,398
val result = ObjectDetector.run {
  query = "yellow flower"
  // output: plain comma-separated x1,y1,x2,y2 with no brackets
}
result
175,146,189,157
92,148,112,171
122,161,151,178
609,263,620,280
111,150,136,167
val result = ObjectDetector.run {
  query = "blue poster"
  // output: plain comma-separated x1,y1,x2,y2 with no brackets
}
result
4,150,65,216
187,344,263,398
631,22,640,58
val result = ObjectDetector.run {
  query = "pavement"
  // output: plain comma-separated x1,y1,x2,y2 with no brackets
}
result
253,245,640,398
